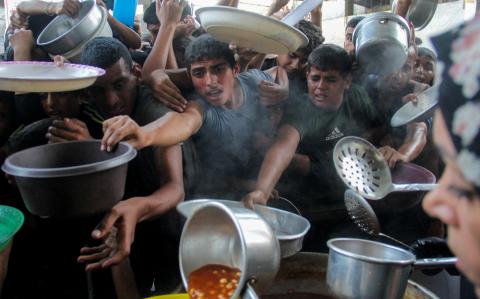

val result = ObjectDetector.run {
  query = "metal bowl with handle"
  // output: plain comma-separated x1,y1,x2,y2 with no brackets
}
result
1,140,136,218
37,0,103,55
179,201,281,299
327,238,456,299
177,199,310,258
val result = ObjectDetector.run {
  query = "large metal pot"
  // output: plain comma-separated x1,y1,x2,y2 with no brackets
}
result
353,12,410,76
37,0,104,55
326,238,454,299
1,140,136,218
263,252,439,299
179,201,281,299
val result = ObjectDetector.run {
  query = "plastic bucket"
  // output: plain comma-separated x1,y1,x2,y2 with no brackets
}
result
113,0,138,27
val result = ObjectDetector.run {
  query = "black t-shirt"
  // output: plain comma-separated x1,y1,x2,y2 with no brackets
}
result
282,83,380,201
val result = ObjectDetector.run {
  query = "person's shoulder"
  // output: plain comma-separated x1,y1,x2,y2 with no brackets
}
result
134,85,172,123
237,68,273,86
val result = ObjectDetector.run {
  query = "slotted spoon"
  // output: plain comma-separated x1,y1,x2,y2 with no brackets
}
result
344,189,412,250
333,136,437,200
344,189,457,268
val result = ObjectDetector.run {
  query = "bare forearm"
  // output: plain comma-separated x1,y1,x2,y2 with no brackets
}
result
17,1,49,15
398,122,427,162
256,140,297,198
310,5,322,32
107,15,141,49
142,111,200,147
137,181,184,222
166,43,178,69
142,24,176,77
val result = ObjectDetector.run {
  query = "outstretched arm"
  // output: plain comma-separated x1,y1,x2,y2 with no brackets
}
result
242,124,300,208
78,144,184,270
101,100,203,151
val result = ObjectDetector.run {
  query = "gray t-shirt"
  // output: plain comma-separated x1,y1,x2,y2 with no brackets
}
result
190,69,273,197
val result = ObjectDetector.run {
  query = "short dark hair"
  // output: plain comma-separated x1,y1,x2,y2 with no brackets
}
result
417,47,437,61
143,1,159,25
143,1,192,25
346,16,365,30
80,37,133,70
295,20,324,56
308,44,352,76
184,34,235,69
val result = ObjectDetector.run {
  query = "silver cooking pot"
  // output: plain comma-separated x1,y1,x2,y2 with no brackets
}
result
179,201,281,299
37,0,103,55
327,238,456,299
353,12,411,76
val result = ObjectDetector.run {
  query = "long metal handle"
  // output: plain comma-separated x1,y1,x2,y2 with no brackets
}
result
413,257,457,269
242,282,259,299
378,233,413,251
281,0,323,26
392,183,438,192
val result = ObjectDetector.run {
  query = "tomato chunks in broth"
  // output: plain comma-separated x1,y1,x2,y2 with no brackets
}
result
188,264,241,299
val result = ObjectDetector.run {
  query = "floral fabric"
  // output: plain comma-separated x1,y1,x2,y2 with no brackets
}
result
432,16,480,192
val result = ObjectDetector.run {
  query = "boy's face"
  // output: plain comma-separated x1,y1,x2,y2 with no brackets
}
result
413,55,436,85
306,66,351,111
276,50,308,75
189,58,239,107
89,58,138,118
40,92,81,119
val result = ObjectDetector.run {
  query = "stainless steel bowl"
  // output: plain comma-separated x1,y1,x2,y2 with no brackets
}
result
392,0,438,30
353,12,410,76
37,0,103,55
177,199,310,258
179,201,281,298
1,140,136,218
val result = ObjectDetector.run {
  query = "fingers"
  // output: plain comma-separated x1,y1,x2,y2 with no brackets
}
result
47,119,90,141
53,55,66,67
101,116,137,151
46,132,68,143
92,211,121,240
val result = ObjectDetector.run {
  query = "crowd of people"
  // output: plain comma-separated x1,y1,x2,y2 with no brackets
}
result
0,0,479,298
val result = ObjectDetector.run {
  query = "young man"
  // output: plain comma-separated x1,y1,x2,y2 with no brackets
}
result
102,34,288,199
74,37,185,296
242,44,379,250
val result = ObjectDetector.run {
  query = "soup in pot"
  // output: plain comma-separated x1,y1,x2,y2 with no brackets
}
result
188,264,241,299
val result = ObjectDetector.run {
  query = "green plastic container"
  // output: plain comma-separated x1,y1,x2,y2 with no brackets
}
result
0,205,24,252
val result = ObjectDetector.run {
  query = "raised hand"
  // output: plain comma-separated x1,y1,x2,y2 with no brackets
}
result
150,70,188,112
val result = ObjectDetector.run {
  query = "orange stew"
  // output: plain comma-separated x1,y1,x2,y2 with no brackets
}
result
188,264,241,299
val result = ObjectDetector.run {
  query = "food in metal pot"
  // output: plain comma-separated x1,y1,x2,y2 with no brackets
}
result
187,264,241,299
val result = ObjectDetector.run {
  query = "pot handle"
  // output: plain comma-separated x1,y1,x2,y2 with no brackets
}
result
413,257,457,269
242,282,259,299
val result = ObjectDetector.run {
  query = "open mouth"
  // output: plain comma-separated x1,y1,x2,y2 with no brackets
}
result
206,89,223,97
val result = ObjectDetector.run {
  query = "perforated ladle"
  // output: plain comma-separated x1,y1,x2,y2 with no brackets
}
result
344,189,412,250
334,136,438,200
344,189,457,269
